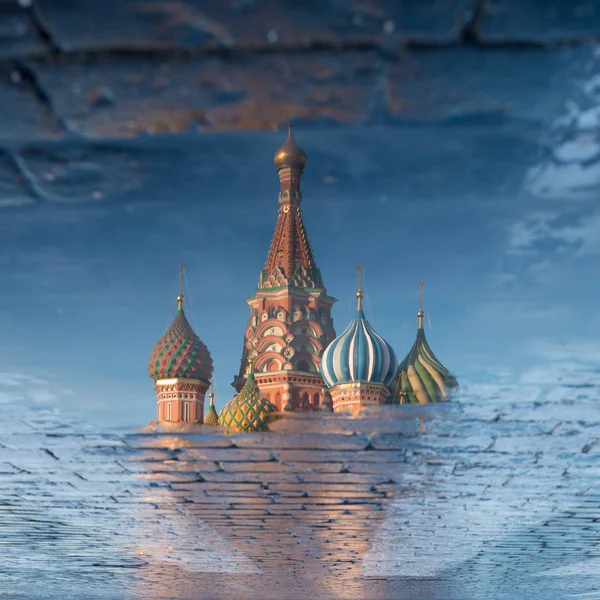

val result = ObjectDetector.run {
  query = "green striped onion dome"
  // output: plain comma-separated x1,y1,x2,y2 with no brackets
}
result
148,302,213,383
204,392,219,426
391,314,458,404
218,372,278,432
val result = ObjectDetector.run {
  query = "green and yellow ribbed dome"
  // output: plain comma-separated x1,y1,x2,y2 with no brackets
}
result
204,391,219,426
218,371,278,432
391,286,458,404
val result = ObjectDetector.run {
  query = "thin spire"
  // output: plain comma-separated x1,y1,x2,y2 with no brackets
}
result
356,264,364,311
417,281,424,330
177,264,185,311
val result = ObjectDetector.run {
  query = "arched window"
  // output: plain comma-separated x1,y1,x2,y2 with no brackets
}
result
184,402,190,422
312,393,320,406
296,360,310,372
275,391,281,407
167,402,172,421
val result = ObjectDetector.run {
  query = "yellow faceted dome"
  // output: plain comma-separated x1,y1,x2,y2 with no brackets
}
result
218,372,278,432
274,123,307,171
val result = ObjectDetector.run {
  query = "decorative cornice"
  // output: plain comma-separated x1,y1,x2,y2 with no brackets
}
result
331,381,389,393
248,287,336,302
155,378,203,385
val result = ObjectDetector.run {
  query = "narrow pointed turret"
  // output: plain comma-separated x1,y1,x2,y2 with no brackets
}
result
392,282,458,404
232,125,337,412
321,266,398,414
148,266,213,423
204,388,219,426
262,122,323,290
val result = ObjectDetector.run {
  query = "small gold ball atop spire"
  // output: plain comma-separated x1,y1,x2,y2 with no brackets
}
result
356,290,364,311
177,294,184,311
209,391,215,405
274,123,307,170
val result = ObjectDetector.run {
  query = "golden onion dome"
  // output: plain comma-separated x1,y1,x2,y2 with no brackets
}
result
274,123,307,171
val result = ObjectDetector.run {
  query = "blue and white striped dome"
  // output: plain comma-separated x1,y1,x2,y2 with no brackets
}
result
321,305,398,389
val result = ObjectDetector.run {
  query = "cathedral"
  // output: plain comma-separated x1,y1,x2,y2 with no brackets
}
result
148,125,458,431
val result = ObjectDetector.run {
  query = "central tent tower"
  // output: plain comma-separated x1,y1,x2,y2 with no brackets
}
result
232,125,337,411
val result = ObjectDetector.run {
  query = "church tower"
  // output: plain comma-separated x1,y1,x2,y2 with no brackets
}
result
148,267,213,423
231,125,337,411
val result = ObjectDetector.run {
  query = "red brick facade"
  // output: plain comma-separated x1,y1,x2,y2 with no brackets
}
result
155,378,209,423
329,382,391,415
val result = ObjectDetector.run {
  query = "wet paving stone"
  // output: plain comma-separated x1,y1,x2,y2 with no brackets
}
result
0,62,62,140
383,46,588,124
18,43,586,139
0,147,36,207
478,0,600,43
33,0,477,53
0,2,46,59
28,51,382,137
1,389,599,599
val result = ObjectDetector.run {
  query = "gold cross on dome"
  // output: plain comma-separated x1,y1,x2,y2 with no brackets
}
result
356,264,364,291
178,264,184,296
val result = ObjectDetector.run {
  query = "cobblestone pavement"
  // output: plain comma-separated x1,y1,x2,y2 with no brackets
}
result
1,382,600,600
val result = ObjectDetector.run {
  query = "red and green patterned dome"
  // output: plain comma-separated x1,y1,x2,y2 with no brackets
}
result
148,295,213,383
218,371,278,432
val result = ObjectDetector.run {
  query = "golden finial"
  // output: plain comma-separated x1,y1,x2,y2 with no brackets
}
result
417,281,424,329
356,264,364,311
209,390,215,406
177,264,185,311
274,122,307,171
